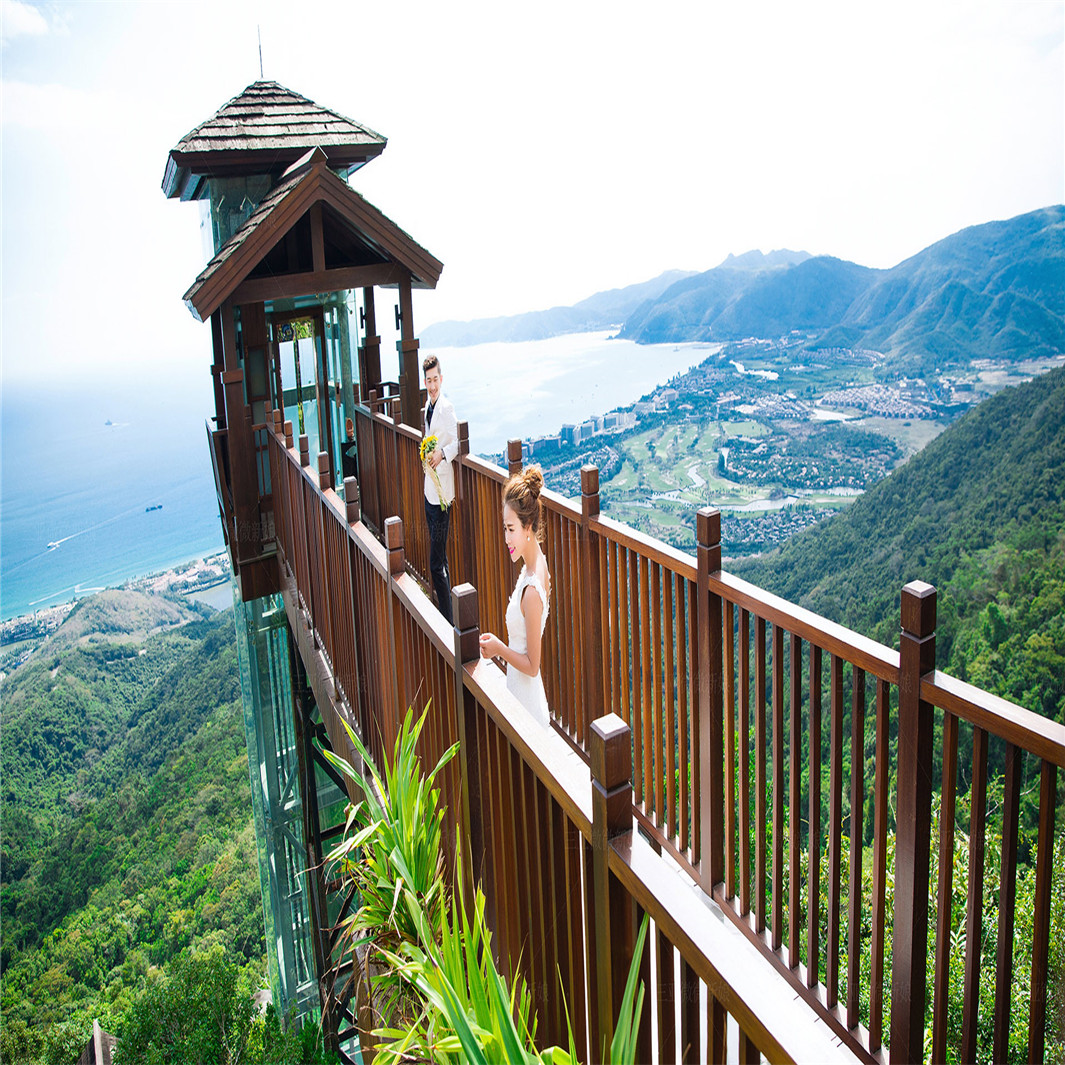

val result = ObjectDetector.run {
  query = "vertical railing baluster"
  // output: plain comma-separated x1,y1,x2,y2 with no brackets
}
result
739,608,751,917
679,580,692,856
651,560,662,825
807,643,822,990
581,465,604,752
827,653,843,1009
869,677,890,1053
788,632,802,968
847,666,865,1029
725,600,737,898
755,616,767,933
961,725,989,1063
772,623,784,951
993,741,1022,1064
932,711,959,1063
1029,760,1058,1064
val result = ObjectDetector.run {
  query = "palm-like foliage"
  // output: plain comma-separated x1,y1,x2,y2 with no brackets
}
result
325,702,649,1063
324,706,458,1017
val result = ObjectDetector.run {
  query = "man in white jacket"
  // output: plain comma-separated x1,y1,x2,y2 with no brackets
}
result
422,355,458,624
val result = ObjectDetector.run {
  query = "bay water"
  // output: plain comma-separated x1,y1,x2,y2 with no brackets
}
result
1,332,707,620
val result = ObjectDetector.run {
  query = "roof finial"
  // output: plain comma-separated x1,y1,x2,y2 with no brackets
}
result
258,25,263,79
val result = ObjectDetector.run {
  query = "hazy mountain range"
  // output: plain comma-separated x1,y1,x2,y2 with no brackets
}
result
423,206,1064,366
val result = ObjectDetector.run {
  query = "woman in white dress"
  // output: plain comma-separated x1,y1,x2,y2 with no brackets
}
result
478,466,552,726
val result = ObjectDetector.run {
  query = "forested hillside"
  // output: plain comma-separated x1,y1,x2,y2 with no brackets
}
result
0,595,268,1062
733,364,1065,722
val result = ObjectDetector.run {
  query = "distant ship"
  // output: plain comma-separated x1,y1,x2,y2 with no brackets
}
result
105,419,113,426
145,504,163,512
47,541,60,550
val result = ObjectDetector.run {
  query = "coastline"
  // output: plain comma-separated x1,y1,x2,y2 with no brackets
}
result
0,551,233,659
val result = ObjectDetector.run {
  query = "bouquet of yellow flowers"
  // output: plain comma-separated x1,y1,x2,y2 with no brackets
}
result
420,434,449,510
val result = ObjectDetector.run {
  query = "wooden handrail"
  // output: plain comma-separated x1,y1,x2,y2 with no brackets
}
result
923,669,1065,767
265,404,1062,1065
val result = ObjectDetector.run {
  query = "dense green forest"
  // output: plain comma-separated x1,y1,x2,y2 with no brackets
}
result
0,593,276,1063
733,364,1065,723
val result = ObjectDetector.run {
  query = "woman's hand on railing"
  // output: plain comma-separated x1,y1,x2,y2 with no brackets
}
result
479,632,505,661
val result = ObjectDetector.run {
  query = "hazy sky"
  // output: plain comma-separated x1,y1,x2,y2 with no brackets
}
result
1,0,1062,392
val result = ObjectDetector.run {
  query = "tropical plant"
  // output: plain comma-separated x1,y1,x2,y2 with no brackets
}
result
323,705,458,1022
325,702,650,1064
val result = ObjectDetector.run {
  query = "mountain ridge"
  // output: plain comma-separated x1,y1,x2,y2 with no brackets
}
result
422,207,1063,368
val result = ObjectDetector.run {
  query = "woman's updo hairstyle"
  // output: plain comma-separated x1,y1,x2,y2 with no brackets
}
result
503,465,545,542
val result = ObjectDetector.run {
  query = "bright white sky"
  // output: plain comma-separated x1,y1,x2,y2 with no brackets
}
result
1,0,1062,392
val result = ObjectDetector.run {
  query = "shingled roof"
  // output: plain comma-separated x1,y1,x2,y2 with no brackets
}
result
162,81,387,199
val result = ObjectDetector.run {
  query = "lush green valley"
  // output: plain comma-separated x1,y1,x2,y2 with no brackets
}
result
0,594,282,1063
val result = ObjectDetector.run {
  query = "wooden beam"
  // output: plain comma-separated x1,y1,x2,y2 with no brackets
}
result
232,263,407,306
310,203,326,273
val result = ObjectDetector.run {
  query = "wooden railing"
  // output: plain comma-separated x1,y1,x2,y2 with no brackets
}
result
270,403,1063,1064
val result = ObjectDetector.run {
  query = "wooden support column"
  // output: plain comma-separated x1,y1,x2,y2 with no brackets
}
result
581,466,604,749
590,713,637,1061
396,273,420,429
210,310,226,429
359,287,381,400
890,580,936,1064
696,508,724,891
220,298,262,565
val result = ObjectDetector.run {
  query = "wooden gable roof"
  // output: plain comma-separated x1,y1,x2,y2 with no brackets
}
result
183,148,443,322
163,81,387,200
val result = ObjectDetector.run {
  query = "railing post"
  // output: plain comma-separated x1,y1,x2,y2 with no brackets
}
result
317,451,332,493
284,420,294,449
581,466,604,747
382,517,405,745
590,713,636,1061
451,584,484,902
507,438,523,476
454,421,471,587
384,516,405,578
890,580,937,1064
696,507,724,891
299,433,310,468
343,476,361,525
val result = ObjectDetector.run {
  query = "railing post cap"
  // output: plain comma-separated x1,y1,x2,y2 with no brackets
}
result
901,581,937,636
590,713,631,790
452,583,479,631
581,464,599,494
697,507,721,544
317,450,330,474
384,515,404,549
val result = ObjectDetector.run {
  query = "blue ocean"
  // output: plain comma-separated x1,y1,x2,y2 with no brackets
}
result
2,333,708,621
1,376,225,621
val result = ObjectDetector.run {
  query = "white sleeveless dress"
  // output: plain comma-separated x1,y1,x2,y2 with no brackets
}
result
505,566,550,727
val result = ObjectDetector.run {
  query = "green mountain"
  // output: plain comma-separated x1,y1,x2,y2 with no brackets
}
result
420,269,696,346
0,593,263,1049
732,364,1065,722
620,206,1064,369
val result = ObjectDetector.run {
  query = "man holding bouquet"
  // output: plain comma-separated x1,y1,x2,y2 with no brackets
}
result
421,354,458,624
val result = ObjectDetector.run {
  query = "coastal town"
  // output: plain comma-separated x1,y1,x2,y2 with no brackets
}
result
0,552,231,675
499,337,1046,554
